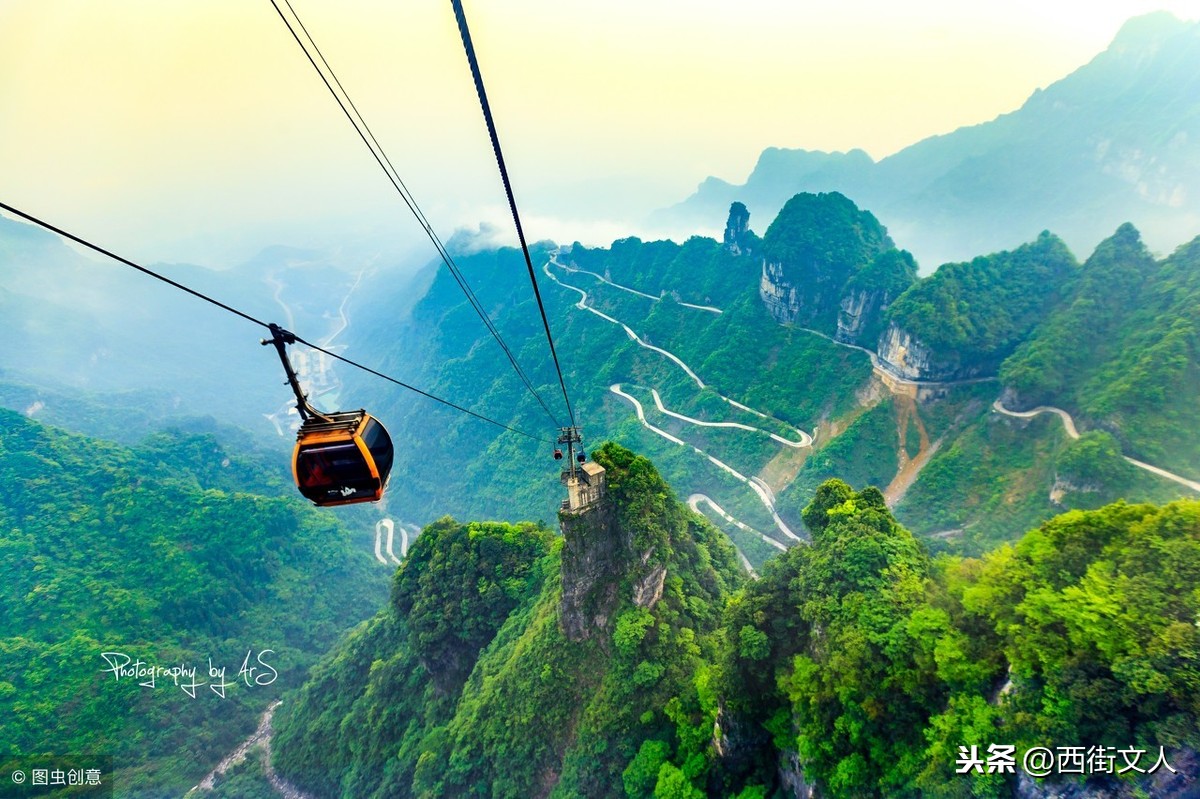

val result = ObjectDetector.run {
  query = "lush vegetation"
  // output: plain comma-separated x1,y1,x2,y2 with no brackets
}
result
344,214,870,552
776,397,900,521
340,202,1197,574
885,232,1078,376
654,481,1200,797
1000,225,1200,473
738,190,916,348
760,191,897,336
273,443,744,797
272,452,1200,797
0,410,388,797
271,516,557,798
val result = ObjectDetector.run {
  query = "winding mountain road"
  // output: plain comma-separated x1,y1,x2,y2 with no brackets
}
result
687,496,763,578
376,519,402,565
545,253,810,548
798,324,997,390
991,400,1079,438
556,250,1199,540
557,262,722,314
372,522,386,564
610,383,801,543
992,400,1200,493
687,493,785,556
649,388,810,447
545,257,811,444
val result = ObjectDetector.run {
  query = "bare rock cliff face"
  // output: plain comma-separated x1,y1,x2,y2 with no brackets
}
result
835,287,882,344
631,555,666,609
876,323,936,380
759,259,803,325
559,499,623,642
777,751,817,799
559,498,668,642
876,322,987,382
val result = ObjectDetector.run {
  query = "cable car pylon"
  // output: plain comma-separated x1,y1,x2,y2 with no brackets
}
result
553,425,586,473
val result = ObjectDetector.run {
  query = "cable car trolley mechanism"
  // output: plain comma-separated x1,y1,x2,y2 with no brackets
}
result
264,323,394,507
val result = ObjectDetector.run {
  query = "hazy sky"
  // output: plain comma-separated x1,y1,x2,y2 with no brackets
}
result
2,1,1197,266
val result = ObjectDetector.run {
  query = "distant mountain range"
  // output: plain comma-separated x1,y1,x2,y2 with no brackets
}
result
654,12,1200,269
0,214,421,437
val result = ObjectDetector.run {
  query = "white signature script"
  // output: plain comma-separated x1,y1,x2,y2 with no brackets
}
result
99,650,277,698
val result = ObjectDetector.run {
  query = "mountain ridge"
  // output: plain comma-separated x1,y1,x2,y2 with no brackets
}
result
655,12,1200,269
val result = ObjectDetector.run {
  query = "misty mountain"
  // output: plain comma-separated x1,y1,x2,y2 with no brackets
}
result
655,12,1200,269
0,214,422,441
338,190,1198,560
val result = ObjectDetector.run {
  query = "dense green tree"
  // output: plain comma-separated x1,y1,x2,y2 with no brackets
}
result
0,409,387,798
886,231,1078,376
1001,227,1200,472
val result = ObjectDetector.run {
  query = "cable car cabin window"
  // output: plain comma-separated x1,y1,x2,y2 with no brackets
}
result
361,417,394,485
295,440,378,504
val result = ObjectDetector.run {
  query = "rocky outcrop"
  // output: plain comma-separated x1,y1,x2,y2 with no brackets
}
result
559,498,623,642
760,259,802,325
777,751,817,799
877,323,936,380
835,287,878,343
724,202,753,255
631,560,666,608
876,322,987,382
757,192,895,334
559,492,671,640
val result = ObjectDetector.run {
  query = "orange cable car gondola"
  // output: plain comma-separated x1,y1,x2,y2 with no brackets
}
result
264,323,393,507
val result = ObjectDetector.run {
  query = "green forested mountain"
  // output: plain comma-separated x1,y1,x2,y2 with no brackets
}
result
711,482,1200,798
272,443,744,797
880,231,1078,381
657,13,1200,269
5,11,1199,798
272,449,1200,798
5,185,1199,798
338,190,1200,566
336,191,1198,566
757,192,897,337
1000,225,1200,474
0,409,389,797
340,220,871,560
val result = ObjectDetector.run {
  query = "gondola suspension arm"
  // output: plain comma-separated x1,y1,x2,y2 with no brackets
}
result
262,322,325,422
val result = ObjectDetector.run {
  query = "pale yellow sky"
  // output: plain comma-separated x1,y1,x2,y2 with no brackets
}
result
2,1,1198,265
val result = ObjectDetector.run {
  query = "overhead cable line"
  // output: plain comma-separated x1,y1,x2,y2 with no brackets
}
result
268,0,563,430
0,201,552,445
449,0,577,430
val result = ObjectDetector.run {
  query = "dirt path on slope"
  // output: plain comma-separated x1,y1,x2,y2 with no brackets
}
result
884,394,940,506
187,701,315,799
